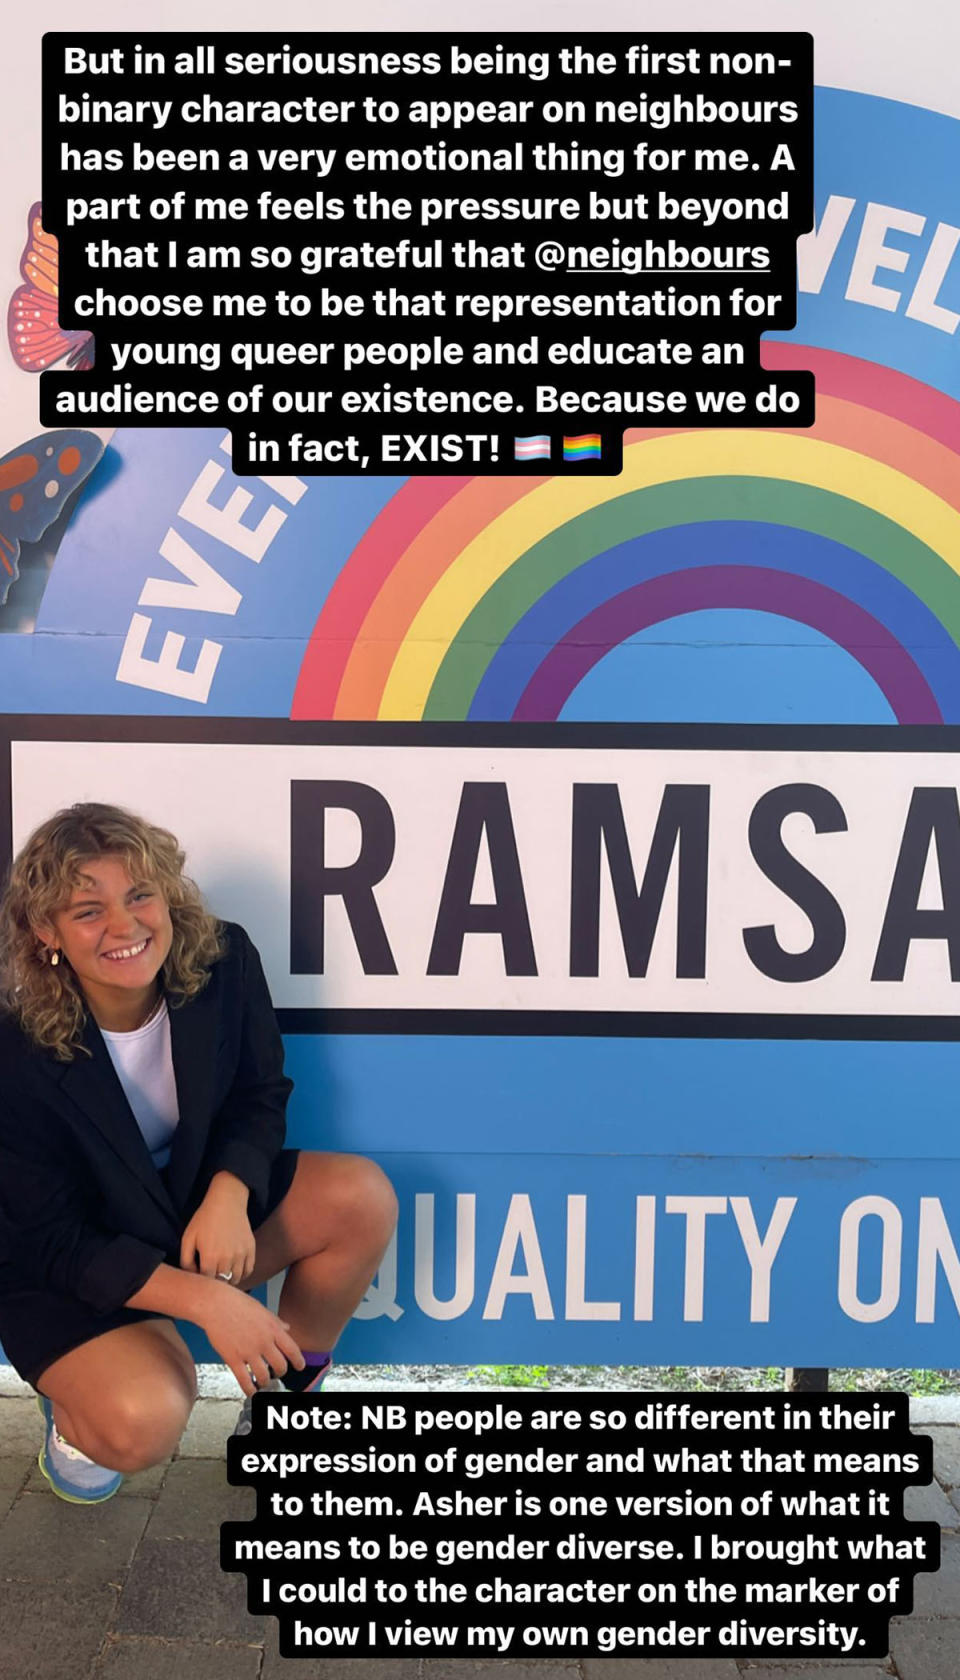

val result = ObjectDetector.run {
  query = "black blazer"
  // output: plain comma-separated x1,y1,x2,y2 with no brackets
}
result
0,922,292,1318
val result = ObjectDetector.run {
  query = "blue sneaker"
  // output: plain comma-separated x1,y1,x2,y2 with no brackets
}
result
37,1396,123,1504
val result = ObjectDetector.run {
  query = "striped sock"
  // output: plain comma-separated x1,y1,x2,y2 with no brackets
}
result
283,1352,332,1393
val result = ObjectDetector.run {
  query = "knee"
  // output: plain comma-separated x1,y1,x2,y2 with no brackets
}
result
341,1156,399,1243
94,1386,193,1473
308,1153,398,1245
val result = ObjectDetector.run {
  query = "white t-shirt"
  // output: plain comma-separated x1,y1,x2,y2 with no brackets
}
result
101,999,180,1170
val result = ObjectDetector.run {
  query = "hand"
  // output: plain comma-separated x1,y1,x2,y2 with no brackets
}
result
198,1283,305,1395
180,1171,256,1284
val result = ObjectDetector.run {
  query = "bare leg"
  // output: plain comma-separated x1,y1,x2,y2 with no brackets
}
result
37,1318,197,1473
246,1152,398,1352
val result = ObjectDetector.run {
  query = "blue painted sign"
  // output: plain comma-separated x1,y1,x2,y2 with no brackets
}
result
3,89,960,1362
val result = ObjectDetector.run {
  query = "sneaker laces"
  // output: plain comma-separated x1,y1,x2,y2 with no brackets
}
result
51,1423,99,1465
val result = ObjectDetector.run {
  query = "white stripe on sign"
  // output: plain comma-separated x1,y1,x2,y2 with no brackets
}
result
11,737,960,1017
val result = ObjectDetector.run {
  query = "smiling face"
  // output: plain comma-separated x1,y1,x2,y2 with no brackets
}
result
41,853,174,1029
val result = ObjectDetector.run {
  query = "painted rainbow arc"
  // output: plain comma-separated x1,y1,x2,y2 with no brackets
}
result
290,346,960,725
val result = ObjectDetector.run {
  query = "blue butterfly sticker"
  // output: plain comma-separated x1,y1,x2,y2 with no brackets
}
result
0,429,104,605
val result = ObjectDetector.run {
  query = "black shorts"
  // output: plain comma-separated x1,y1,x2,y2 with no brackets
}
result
0,1148,300,1390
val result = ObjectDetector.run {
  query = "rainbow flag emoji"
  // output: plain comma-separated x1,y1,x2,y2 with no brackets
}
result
563,434,602,462
514,435,551,461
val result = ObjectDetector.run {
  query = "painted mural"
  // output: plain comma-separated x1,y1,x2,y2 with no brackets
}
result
3,86,960,1364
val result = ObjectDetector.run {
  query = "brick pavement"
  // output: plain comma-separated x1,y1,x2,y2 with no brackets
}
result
0,1385,956,1680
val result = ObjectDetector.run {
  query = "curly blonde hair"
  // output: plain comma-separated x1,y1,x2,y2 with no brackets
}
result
0,802,224,1059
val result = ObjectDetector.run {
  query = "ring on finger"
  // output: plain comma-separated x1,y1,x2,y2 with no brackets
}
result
217,1269,234,1283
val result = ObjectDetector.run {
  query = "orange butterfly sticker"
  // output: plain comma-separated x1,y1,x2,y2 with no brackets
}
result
8,203,94,373
0,429,104,604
